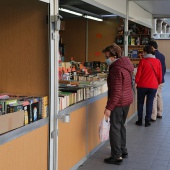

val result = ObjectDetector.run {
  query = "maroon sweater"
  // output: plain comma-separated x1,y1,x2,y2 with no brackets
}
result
106,57,134,111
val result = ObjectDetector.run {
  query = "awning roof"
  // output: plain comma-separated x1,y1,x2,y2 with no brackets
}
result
133,0,170,18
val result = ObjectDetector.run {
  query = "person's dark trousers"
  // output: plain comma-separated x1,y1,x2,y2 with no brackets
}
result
109,105,130,159
137,87,157,121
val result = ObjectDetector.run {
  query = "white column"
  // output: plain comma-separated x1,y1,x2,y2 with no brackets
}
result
124,0,129,56
167,26,170,33
157,19,163,33
153,19,157,33
49,0,59,170
151,19,157,38
85,19,88,62
162,23,167,33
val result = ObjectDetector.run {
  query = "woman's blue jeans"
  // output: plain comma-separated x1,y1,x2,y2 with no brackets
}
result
137,87,157,120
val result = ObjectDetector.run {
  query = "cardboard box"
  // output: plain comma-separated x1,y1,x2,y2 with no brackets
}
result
0,111,24,135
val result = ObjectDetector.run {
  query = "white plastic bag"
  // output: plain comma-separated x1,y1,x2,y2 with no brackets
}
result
99,116,110,142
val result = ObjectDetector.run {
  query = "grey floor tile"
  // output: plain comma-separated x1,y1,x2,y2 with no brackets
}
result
133,162,151,169
137,156,155,164
152,159,169,166
145,145,160,151
139,153,156,160
142,148,158,155
160,147,170,152
149,165,167,170
154,155,170,161
156,150,170,157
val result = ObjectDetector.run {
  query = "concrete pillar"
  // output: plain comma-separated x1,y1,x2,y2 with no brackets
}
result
162,23,167,33
166,26,170,33
157,19,163,33
151,19,157,38
152,19,157,33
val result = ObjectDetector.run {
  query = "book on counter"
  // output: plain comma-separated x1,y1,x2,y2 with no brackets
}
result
39,96,48,119
59,91,75,110
58,77,108,111
59,86,85,102
27,98,39,122
0,94,49,126
22,101,30,125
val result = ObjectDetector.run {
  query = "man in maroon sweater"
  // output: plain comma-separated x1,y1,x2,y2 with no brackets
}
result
102,43,134,165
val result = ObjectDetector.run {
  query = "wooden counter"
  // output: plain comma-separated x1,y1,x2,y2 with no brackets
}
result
58,91,137,170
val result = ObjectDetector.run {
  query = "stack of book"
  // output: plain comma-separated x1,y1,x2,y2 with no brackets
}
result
59,86,86,110
0,94,48,125
58,79,108,111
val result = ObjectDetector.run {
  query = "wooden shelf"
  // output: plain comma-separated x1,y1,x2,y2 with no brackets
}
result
128,45,145,47
130,58,141,64
117,34,150,36
129,34,150,36
119,45,145,46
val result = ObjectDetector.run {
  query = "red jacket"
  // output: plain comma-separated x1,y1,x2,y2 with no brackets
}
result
135,57,162,89
106,57,134,111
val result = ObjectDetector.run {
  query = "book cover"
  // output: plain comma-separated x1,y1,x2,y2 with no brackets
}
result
28,98,39,122
41,96,48,119
31,102,39,122
116,35,124,45
130,37,136,45
22,100,32,124
23,105,29,125
132,50,138,58
0,101,6,114
14,104,23,112
7,104,14,113
5,99,18,114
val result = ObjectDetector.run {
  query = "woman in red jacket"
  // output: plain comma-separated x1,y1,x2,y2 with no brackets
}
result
135,45,162,127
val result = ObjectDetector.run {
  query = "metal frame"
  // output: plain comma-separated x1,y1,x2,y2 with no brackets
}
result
49,0,59,170
124,0,129,56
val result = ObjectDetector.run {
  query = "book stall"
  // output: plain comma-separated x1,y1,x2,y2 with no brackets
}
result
58,60,108,111
0,0,154,170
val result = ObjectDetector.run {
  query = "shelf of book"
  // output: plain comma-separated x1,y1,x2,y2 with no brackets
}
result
116,21,151,60
59,80,108,111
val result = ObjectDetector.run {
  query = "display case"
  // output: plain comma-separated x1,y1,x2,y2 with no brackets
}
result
115,21,151,65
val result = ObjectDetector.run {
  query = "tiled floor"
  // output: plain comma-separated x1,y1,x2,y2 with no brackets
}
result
78,72,170,170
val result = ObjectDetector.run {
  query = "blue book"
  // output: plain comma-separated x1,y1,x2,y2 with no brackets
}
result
131,50,138,58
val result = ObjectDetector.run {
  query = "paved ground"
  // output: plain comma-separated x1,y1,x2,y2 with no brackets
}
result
78,72,170,170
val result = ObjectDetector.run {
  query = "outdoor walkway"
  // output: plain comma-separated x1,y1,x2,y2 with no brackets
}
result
78,72,170,170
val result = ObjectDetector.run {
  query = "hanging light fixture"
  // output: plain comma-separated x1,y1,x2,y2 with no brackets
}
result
59,8,83,16
83,15,103,22
59,7,103,22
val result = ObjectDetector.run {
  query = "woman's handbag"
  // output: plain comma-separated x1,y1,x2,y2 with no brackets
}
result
99,116,110,142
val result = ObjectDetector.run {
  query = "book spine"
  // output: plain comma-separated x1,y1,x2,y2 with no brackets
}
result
39,98,42,119
7,104,10,113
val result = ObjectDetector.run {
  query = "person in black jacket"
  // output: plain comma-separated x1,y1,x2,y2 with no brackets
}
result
148,40,166,121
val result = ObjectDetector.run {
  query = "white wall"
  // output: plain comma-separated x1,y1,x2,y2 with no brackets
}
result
129,1,152,28
82,0,153,28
